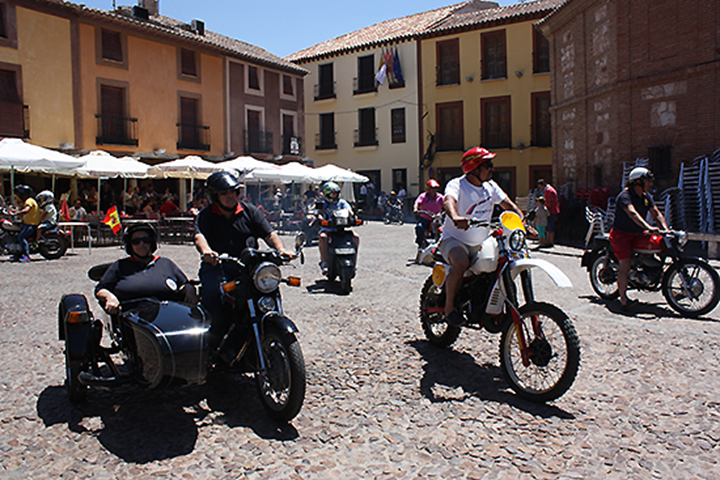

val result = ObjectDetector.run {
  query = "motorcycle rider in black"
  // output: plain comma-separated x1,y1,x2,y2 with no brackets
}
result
316,181,359,275
95,223,198,314
193,171,296,343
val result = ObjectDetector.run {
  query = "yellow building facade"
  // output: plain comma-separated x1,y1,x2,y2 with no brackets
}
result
419,2,558,199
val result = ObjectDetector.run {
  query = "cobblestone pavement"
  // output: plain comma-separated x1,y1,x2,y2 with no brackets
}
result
1,221,719,479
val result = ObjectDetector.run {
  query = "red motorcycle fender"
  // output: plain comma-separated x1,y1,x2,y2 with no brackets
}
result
58,294,94,360
261,312,299,336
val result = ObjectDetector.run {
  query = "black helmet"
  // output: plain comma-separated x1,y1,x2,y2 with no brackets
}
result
206,171,240,203
122,222,158,256
13,185,34,201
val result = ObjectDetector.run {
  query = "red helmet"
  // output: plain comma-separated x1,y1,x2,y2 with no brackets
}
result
426,179,440,189
461,147,496,174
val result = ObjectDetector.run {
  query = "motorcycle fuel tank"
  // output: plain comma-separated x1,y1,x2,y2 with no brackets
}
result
122,300,210,388
632,234,664,254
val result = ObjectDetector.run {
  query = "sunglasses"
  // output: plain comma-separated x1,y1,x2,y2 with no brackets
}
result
131,237,152,246
218,188,238,196
481,161,494,170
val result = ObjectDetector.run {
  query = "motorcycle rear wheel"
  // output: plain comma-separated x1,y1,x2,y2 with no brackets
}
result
419,276,460,348
499,302,580,403
39,232,68,260
340,265,353,295
589,253,619,299
255,324,306,422
661,259,720,318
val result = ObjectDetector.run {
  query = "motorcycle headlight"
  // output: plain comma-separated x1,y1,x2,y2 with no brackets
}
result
257,295,276,314
253,262,282,293
509,229,526,251
677,231,688,248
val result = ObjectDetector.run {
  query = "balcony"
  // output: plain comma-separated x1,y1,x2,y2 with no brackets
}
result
481,57,507,80
281,135,302,156
0,103,29,138
353,75,377,95
245,129,273,154
314,132,336,150
95,114,138,146
354,128,378,147
177,123,210,151
314,82,336,101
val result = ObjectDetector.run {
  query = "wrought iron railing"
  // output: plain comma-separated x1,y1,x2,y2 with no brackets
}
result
245,129,273,154
531,122,552,147
314,82,336,101
177,123,210,151
353,75,377,95
281,135,302,156
481,56,507,80
314,132,336,150
354,128,378,147
533,51,550,73
95,114,138,146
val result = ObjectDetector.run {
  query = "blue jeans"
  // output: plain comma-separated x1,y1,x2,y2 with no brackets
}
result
199,261,242,342
415,217,432,246
18,224,36,258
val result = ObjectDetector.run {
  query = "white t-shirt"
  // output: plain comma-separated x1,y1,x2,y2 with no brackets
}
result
441,176,508,246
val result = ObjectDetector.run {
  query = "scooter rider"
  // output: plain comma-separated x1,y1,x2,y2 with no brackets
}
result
9,185,41,263
194,171,296,341
34,190,58,244
413,179,444,248
317,181,359,275
439,147,524,327
96,223,198,315
610,167,668,310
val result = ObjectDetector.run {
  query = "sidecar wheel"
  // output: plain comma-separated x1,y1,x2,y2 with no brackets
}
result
255,324,306,422
419,276,460,348
65,344,87,403
499,302,580,403
589,253,619,299
39,233,68,260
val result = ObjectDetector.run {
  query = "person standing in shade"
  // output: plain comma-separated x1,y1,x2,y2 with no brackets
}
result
537,179,560,248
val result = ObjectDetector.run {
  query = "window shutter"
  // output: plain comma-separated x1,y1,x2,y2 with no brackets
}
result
181,49,197,76
101,30,123,62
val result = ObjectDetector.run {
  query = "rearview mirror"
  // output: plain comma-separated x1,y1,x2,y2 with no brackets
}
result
295,232,306,250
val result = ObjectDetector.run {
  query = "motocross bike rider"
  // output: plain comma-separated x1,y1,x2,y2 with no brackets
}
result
9,185,40,262
194,171,296,347
610,167,669,310
439,147,524,327
317,181,359,275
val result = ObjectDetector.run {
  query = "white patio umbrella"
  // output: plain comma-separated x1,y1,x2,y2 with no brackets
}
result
314,164,369,183
149,156,223,210
75,151,153,213
0,138,85,193
217,156,281,182
251,162,322,183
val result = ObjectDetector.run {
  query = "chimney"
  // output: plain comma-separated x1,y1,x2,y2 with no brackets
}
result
191,19,205,36
139,0,158,16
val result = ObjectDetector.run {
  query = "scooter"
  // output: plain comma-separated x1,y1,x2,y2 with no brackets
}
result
321,206,361,295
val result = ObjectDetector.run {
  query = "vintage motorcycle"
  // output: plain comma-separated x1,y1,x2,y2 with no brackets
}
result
59,234,307,422
320,206,362,295
0,206,68,260
415,209,444,265
419,212,581,402
582,230,720,317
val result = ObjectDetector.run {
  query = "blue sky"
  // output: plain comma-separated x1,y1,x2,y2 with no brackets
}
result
78,0,519,58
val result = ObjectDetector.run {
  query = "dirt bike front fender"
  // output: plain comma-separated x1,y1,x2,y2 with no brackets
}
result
511,259,572,288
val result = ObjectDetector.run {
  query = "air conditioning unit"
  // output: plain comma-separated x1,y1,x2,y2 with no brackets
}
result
132,6,149,20
191,19,205,36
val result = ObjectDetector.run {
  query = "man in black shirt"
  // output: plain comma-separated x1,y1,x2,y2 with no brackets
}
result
194,171,295,333
609,167,668,309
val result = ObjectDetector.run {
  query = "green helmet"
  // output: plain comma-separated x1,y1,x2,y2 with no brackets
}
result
322,182,341,202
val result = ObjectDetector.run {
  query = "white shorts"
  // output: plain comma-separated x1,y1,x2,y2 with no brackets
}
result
437,237,481,264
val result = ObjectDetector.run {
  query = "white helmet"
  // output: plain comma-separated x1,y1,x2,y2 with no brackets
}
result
628,167,654,184
36,190,54,207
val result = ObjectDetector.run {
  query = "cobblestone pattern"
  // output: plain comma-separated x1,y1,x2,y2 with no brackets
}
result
1,222,719,479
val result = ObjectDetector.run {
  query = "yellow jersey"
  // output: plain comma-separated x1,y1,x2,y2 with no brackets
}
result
23,198,41,226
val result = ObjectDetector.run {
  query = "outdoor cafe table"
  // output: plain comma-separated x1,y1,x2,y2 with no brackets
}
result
58,221,92,254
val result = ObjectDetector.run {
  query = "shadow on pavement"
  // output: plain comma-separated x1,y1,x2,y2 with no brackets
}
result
37,374,299,463
408,340,574,420
305,279,350,296
580,294,720,322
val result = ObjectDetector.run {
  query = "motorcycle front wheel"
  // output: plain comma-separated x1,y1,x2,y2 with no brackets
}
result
499,302,580,403
661,259,720,318
419,276,460,348
255,324,306,422
589,253,619,299
39,232,68,260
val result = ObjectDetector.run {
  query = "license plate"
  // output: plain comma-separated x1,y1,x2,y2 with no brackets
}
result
334,248,355,255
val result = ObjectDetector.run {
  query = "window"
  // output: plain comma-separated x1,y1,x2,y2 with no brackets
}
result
481,30,506,80
531,92,551,147
492,167,516,200
0,66,25,137
281,112,300,155
180,48,198,77
283,75,294,96
316,63,335,100
0,2,18,49
436,39,459,86
318,113,336,149
533,29,550,73
245,107,271,153
391,108,406,144
177,95,209,151
436,101,463,151
392,169,407,193
101,29,123,63
0,4,6,38
248,65,260,90
96,82,137,146
355,108,377,147
649,146,673,179
482,96,511,149
354,54,376,94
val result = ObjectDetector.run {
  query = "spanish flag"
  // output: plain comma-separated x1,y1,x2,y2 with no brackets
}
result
60,198,70,222
102,205,122,235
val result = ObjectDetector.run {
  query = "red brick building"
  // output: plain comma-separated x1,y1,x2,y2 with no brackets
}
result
538,0,720,193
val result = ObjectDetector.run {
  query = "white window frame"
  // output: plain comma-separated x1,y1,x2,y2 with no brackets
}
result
245,64,264,97
245,104,266,131
280,109,298,137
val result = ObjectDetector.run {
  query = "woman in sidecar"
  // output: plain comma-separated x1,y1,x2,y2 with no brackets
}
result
95,222,197,313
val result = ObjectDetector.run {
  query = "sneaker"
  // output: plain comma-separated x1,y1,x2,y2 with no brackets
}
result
19,255,31,263
447,310,465,327
320,262,328,275
29,242,39,250
620,299,639,312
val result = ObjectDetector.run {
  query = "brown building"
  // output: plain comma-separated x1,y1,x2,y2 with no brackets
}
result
538,0,720,193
